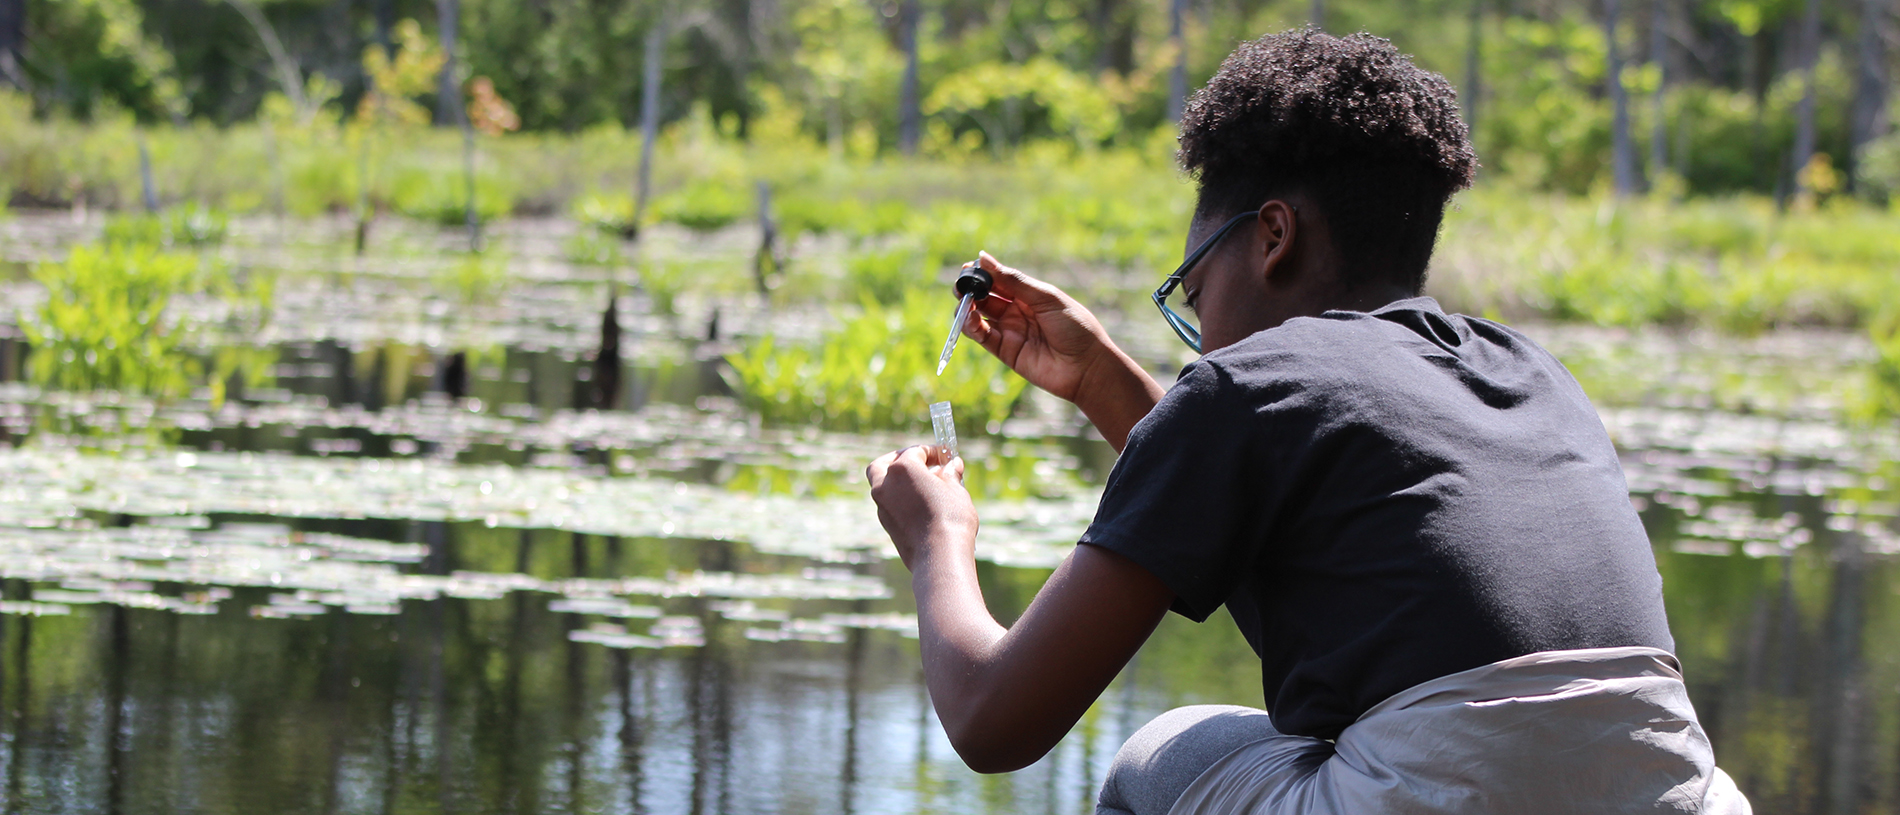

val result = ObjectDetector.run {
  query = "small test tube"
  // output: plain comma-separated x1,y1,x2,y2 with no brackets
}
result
929,401,959,464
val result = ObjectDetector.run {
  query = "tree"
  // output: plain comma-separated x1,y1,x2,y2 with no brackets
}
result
1848,0,1890,188
899,0,920,154
1607,0,1640,195
1167,0,1186,122
635,10,667,228
0,0,22,88
1787,0,1823,198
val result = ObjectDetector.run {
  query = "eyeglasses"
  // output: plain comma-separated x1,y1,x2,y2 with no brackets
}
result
1152,209,1257,353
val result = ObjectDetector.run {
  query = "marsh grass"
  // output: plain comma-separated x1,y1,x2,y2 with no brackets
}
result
726,290,1028,436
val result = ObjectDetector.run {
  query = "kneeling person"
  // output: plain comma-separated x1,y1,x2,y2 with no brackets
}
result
866,29,1748,815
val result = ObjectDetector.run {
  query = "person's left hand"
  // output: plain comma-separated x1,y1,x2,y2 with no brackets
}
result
867,445,976,570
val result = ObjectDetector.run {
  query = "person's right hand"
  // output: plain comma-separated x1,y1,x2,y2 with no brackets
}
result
961,251,1119,404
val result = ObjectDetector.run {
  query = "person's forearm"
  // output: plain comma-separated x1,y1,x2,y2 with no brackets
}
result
1073,343,1165,453
909,538,1007,741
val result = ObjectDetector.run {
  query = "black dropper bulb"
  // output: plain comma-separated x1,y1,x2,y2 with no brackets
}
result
955,262,993,300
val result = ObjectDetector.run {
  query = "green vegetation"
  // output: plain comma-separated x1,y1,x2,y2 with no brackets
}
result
1435,187,1900,333
102,205,229,248
726,290,1029,435
19,243,270,405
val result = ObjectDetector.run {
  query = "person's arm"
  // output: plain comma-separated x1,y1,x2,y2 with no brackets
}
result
962,252,1165,452
868,446,1173,772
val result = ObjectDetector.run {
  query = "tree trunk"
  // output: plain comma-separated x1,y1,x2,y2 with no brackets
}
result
0,0,24,89
435,0,462,127
1093,0,1136,74
1463,0,1483,134
1167,0,1187,122
374,0,395,59
1848,0,1890,188
1787,0,1823,198
435,0,478,250
1312,0,1326,29
1606,0,1639,196
898,0,920,155
1648,0,1668,188
634,15,667,228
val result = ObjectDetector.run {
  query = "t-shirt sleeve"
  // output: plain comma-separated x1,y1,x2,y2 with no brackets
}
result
1078,360,1273,622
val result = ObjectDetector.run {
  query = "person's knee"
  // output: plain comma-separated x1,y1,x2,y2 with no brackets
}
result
1100,706,1277,815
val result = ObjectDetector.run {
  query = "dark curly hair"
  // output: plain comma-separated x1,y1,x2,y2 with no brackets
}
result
1178,29,1477,291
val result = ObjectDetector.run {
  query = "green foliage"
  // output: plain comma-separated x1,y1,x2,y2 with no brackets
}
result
638,260,689,317
1855,318,1900,423
656,179,749,232
845,246,931,306
564,230,627,266
1857,131,1900,206
725,290,1028,435
389,166,515,226
102,204,229,248
21,0,185,121
1435,187,1900,332
433,254,510,304
17,243,270,403
572,192,639,235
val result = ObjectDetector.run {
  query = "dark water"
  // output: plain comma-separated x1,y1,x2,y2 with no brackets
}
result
0,214,1895,813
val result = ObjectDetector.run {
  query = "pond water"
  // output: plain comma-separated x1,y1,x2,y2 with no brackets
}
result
0,212,1895,814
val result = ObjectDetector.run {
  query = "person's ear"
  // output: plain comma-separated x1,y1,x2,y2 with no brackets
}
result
1256,200,1298,283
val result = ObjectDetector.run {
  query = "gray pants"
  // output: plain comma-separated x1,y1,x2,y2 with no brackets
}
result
1097,706,1281,815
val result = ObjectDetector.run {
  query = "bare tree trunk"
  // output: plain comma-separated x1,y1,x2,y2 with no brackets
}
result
0,0,25,89
137,131,160,212
373,0,395,58
634,14,667,230
1848,0,1890,189
435,0,478,251
1648,0,1668,189
1093,0,1136,74
1167,0,1187,122
435,0,462,126
1788,0,1823,199
898,0,920,154
1463,0,1483,133
1312,0,1326,29
1607,0,1639,195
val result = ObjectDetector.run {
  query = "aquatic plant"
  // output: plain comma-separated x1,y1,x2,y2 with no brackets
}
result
102,204,229,248
572,192,639,235
18,243,269,403
564,229,627,267
638,260,689,317
433,254,511,304
725,289,1028,435
845,246,929,306
656,179,748,232
389,166,514,226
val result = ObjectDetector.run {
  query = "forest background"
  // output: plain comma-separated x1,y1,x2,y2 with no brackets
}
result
1,0,1896,206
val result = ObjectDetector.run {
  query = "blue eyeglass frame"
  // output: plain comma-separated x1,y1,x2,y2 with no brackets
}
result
1151,209,1258,354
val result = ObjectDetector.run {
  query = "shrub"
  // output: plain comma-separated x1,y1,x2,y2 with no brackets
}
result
656,179,749,231
389,166,515,225
16,244,269,401
725,289,1029,435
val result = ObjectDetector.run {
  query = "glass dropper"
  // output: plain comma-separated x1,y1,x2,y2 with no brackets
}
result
936,261,993,376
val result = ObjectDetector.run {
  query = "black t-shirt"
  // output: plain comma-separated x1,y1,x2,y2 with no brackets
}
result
1079,297,1674,740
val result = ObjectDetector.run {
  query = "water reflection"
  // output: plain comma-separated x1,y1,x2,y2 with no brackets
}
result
2,211,1899,811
